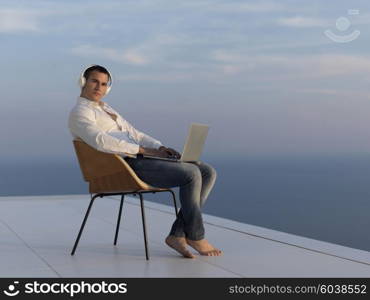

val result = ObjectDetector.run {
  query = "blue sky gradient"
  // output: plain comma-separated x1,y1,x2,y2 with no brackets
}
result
1,0,370,161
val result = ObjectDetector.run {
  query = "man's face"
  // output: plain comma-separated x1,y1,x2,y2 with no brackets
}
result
80,70,110,102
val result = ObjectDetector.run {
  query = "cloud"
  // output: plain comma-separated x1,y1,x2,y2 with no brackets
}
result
70,33,203,67
277,16,329,28
314,55,370,77
296,88,370,98
211,49,370,78
352,13,370,25
94,44,370,83
0,9,40,32
71,44,149,65
117,73,192,82
196,1,284,13
221,65,243,75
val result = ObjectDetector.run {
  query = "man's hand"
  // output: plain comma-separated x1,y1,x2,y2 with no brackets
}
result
139,146,170,158
159,146,181,159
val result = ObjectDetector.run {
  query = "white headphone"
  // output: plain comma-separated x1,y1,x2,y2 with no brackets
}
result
78,64,113,95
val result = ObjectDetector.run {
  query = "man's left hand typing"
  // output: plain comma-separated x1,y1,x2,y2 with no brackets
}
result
159,146,181,159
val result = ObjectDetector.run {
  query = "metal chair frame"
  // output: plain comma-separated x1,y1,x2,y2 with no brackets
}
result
71,190,178,260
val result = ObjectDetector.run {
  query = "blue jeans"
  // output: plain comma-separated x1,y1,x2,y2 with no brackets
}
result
124,157,217,240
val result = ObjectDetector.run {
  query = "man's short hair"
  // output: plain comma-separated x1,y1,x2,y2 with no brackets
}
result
83,65,112,83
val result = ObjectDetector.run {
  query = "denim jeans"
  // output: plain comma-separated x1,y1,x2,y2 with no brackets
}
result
124,157,217,240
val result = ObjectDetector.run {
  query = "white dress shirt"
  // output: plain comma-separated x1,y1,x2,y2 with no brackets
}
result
68,97,162,156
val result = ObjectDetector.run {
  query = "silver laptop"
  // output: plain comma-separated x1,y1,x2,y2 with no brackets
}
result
143,123,209,162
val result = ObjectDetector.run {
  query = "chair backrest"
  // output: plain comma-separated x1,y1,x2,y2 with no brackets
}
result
73,140,150,192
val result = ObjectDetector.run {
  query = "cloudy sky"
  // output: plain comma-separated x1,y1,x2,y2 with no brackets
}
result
1,0,370,161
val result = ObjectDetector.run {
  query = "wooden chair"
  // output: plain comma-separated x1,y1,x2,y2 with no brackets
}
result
71,139,178,260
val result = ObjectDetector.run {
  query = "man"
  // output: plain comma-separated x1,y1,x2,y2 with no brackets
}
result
68,65,222,258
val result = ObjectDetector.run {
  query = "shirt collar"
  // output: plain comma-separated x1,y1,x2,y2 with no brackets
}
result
77,96,104,108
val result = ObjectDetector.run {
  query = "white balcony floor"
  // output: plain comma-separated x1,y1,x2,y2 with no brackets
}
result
0,194,369,278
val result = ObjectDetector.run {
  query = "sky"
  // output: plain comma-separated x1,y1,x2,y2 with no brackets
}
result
1,0,370,161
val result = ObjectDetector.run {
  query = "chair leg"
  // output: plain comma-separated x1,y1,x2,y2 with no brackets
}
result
138,193,149,260
168,190,178,217
114,194,125,245
71,194,100,255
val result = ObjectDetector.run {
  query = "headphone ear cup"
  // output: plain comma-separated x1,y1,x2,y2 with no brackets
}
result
78,72,86,88
105,86,111,95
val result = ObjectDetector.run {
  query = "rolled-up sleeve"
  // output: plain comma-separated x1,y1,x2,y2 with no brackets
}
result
68,107,140,155
125,120,163,149
139,132,163,149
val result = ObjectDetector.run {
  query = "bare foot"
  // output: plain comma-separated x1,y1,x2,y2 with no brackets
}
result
186,238,222,256
165,235,195,258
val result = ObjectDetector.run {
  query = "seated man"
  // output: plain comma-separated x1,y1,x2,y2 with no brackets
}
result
68,65,222,258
